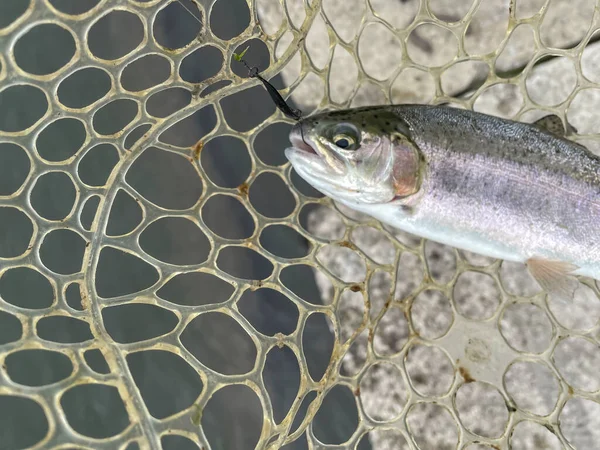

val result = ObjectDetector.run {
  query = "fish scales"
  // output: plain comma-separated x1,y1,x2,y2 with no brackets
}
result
392,105,600,274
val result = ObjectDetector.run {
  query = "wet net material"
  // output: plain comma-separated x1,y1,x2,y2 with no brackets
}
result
1,0,600,449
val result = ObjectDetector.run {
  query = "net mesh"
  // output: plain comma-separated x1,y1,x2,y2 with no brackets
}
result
1,0,600,449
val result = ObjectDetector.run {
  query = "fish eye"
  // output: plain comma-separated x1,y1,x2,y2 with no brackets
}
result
334,134,353,149
331,123,360,150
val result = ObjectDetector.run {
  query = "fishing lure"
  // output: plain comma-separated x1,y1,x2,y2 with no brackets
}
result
174,1,303,121
234,47,302,121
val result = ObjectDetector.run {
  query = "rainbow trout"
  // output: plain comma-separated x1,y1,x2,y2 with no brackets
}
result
285,104,600,300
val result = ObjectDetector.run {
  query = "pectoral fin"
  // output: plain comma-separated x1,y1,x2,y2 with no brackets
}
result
533,114,578,137
526,258,579,301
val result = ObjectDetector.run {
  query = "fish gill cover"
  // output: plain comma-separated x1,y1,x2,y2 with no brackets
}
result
0,0,599,449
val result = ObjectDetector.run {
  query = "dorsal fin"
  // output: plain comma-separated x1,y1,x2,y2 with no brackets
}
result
533,114,578,138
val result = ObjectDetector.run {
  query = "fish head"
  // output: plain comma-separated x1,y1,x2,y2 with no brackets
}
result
285,107,422,206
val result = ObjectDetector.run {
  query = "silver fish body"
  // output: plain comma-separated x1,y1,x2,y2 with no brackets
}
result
285,104,600,286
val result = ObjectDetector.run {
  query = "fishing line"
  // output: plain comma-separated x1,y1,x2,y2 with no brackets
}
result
176,1,303,121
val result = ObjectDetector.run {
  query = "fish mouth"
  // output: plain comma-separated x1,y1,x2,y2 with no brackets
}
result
286,121,348,181
289,122,318,156
285,122,331,181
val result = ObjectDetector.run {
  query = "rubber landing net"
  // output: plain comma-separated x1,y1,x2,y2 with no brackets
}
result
0,0,599,449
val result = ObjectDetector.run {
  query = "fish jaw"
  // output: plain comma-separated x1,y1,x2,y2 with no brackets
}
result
289,122,316,156
285,145,366,201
